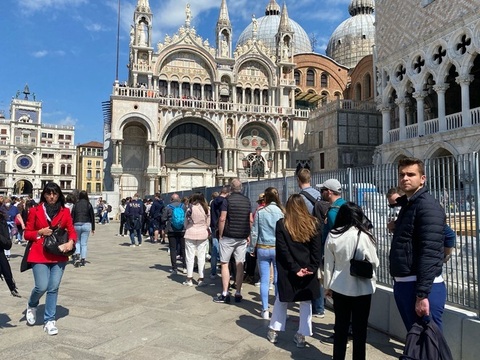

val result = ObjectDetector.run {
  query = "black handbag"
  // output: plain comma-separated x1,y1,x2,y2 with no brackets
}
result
43,226,75,257
349,230,373,279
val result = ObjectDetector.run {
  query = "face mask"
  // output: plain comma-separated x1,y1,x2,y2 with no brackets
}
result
5,202,11,207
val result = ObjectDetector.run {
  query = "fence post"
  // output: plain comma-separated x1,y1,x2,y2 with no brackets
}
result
473,152,480,317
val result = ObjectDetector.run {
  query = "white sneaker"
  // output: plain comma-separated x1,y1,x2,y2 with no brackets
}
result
262,310,270,320
44,320,58,335
294,332,306,348
182,280,193,286
182,268,187,274
26,305,37,326
267,329,278,343
130,244,136,247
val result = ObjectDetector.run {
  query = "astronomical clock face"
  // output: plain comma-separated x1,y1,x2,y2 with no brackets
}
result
17,155,33,169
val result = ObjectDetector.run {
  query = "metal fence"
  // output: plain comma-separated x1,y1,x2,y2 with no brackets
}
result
164,153,480,314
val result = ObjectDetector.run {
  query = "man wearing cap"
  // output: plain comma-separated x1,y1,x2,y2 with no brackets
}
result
318,179,347,245
318,178,347,344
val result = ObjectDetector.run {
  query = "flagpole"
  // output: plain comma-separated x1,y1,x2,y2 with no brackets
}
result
115,0,121,82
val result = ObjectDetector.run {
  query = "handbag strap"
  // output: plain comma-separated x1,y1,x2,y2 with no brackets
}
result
351,230,361,260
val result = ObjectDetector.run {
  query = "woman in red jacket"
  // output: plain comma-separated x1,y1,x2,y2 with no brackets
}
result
23,182,77,336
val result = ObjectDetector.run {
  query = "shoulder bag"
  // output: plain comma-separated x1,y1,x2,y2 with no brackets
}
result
349,230,373,279
43,216,75,257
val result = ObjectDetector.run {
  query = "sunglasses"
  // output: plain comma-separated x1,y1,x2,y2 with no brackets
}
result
320,188,329,193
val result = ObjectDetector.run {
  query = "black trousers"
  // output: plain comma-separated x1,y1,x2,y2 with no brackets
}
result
0,250,16,291
332,291,372,360
168,232,185,270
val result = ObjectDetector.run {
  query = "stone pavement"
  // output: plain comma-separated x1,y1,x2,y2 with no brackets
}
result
1,221,404,359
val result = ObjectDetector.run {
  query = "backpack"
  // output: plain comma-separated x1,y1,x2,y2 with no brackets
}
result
300,191,330,231
0,220,12,251
168,203,185,231
400,320,453,360
107,204,112,213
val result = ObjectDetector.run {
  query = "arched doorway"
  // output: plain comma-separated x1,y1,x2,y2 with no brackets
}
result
13,179,33,196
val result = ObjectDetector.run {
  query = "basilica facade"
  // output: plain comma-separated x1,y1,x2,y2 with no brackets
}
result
103,0,377,198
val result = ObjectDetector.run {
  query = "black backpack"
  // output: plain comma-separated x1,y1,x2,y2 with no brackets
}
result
400,320,453,360
300,191,330,233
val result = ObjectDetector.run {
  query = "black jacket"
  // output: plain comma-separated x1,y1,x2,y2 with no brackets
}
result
390,187,445,298
72,199,95,232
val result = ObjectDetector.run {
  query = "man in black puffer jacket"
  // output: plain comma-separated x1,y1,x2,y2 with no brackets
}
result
390,157,446,333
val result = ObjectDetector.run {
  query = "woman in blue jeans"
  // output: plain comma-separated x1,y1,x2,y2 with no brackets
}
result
71,191,96,267
249,187,284,320
23,182,77,335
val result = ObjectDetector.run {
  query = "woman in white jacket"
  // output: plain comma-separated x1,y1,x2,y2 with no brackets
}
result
324,202,379,360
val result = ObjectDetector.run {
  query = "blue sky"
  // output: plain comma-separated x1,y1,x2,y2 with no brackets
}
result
1,0,350,145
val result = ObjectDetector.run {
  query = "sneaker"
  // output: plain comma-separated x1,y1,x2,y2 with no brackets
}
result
182,280,193,287
313,312,325,318
267,329,278,343
138,243,142,247
213,293,231,303
181,268,187,274
262,310,270,320
130,244,136,247
209,274,217,280
26,305,37,326
234,293,243,303
206,254,211,260
197,280,207,287
170,269,177,275
43,320,58,335
74,259,81,267
255,281,260,287
293,332,306,348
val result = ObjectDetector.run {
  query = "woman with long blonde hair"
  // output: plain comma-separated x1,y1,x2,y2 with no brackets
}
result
267,194,321,348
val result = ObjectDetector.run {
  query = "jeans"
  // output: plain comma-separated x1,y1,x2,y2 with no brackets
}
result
101,212,109,224
74,222,91,259
269,297,312,336
394,280,446,332
29,262,66,323
332,291,372,360
257,247,277,311
185,238,208,278
210,237,219,276
312,282,325,314
129,228,142,245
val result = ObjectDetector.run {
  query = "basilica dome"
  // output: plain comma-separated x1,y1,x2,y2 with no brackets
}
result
326,0,375,69
236,0,312,55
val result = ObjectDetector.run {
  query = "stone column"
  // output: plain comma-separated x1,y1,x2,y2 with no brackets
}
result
413,91,427,136
395,97,407,141
456,75,473,127
160,145,165,167
433,83,449,132
380,106,391,144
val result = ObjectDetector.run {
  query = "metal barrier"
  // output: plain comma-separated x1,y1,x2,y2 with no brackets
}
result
163,153,480,314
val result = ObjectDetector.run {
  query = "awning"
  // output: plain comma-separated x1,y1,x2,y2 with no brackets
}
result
295,92,325,103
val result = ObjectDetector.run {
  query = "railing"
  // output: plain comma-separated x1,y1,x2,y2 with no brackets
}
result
472,107,480,126
113,86,299,117
310,99,378,117
424,118,439,135
405,123,418,139
446,111,463,130
388,128,400,142
164,153,480,314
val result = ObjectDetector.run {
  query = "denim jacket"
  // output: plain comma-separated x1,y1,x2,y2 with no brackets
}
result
249,202,284,252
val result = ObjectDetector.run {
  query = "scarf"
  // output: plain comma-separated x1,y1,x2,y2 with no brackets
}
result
45,202,61,221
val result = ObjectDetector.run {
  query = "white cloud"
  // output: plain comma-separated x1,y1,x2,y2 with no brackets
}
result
32,50,48,58
58,115,77,127
85,23,108,32
19,0,88,14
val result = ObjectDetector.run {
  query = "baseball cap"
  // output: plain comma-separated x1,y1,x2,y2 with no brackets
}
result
257,193,265,203
316,179,342,192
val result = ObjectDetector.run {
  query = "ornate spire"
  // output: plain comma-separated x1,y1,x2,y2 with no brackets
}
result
217,0,231,27
136,0,150,12
23,84,30,100
278,3,292,32
348,0,375,16
265,0,281,16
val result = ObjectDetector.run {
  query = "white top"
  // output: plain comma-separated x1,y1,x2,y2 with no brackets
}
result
324,226,379,296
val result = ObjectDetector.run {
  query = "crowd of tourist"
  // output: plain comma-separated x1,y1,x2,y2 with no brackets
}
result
1,157,451,359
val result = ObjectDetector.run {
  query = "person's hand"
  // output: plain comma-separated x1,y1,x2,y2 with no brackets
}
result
58,240,74,254
39,227,53,237
325,289,333,298
415,297,430,317
296,268,313,277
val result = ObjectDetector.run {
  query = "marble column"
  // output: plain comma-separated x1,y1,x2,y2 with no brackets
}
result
456,75,473,127
433,83,449,132
395,97,407,141
413,91,427,136
380,106,391,144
